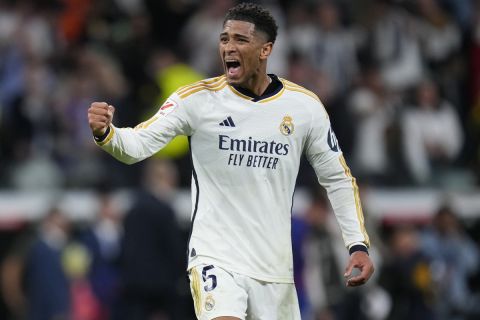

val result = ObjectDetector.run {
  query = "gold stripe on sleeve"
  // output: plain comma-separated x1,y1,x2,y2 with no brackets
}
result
134,116,159,130
339,155,370,247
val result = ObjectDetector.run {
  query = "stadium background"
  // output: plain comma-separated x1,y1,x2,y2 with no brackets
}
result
0,0,480,319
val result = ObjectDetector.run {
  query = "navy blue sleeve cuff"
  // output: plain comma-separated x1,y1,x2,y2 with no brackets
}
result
93,126,110,142
349,245,369,255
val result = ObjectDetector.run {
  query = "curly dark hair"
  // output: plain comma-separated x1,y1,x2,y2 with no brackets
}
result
223,3,278,43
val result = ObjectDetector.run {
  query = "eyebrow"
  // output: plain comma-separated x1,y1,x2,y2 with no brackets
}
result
220,32,251,39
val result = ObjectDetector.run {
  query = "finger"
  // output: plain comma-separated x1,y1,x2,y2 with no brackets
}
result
88,114,109,124
344,262,354,278
347,262,374,287
107,105,115,119
90,102,109,109
89,107,109,116
88,103,109,115
347,275,367,287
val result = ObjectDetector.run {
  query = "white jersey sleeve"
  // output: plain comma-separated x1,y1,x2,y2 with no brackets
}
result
95,92,194,164
304,102,370,249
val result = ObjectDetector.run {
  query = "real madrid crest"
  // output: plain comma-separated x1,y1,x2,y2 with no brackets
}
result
280,115,294,136
205,294,215,312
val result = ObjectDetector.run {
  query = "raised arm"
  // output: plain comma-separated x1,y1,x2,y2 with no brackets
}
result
88,95,194,164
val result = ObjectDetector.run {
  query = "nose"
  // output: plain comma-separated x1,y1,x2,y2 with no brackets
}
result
224,40,236,53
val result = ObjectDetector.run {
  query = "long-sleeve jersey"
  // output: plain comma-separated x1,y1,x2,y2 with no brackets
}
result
96,75,369,283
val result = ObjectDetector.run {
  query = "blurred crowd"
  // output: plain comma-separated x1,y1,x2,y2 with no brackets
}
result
1,158,195,320
0,0,480,189
1,0,480,319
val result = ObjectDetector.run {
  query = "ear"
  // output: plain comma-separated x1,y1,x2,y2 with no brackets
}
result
260,42,273,60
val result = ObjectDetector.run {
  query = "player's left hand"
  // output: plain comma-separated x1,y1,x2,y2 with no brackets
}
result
344,251,374,287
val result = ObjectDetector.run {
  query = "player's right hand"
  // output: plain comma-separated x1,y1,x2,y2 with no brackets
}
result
88,102,115,137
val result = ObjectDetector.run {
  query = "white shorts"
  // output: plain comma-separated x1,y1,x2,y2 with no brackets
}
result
188,264,301,320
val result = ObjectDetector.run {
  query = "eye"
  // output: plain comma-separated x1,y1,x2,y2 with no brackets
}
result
220,37,228,44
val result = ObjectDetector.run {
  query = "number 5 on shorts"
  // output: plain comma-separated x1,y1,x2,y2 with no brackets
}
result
202,265,217,292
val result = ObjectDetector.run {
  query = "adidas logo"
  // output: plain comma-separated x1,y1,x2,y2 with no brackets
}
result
219,116,235,127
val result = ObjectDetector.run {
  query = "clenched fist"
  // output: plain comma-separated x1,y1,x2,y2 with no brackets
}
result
88,102,115,137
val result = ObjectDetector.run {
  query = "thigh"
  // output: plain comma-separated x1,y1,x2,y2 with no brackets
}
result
189,264,248,320
245,280,301,320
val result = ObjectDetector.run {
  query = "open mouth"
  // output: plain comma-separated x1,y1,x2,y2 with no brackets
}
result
225,60,241,77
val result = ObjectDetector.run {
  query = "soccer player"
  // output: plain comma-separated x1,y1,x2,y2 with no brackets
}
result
88,3,374,320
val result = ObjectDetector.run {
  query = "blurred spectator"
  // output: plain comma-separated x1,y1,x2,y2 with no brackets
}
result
378,225,436,320
369,0,424,92
147,48,203,159
9,149,64,190
180,0,235,76
288,1,360,99
257,0,289,76
62,242,102,320
24,207,72,320
420,205,480,319
440,0,475,32
114,0,145,16
348,67,400,184
286,2,361,154
470,3,480,183
302,190,375,320
401,80,464,185
1,207,72,320
302,191,347,319
113,13,157,126
415,0,461,67
414,0,463,103
57,0,93,45
1,227,31,319
301,189,386,320
79,188,123,319
54,46,128,187
291,203,309,317
151,47,203,106
119,158,191,319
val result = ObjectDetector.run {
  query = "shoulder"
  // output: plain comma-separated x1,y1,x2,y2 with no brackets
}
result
280,78,321,103
175,75,227,100
280,78,328,119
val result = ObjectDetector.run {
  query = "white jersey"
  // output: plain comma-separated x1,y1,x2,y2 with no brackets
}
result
96,75,369,283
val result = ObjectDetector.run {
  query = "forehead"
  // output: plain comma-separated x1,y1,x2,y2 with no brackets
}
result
222,20,256,37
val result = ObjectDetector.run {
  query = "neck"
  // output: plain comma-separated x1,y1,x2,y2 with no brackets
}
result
240,73,271,96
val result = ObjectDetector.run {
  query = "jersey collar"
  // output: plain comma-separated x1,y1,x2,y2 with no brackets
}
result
229,74,284,103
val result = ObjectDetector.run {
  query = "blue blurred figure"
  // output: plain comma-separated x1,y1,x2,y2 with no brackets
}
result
421,205,480,320
24,207,71,320
80,187,122,319
119,158,189,319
